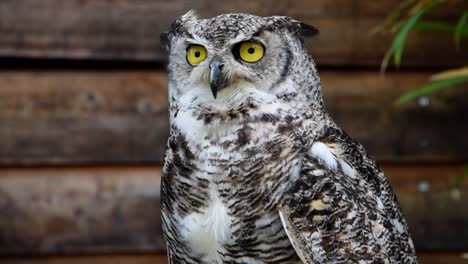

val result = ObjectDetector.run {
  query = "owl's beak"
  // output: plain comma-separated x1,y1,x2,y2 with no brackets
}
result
209,58,226,99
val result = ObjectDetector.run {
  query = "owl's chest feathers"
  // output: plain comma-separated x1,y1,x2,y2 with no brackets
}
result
176,151,285,262
170,108,303,261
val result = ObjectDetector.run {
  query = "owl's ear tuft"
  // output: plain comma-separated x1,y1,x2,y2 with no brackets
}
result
265,16,319,38
161,10,200,51
296,22,319,37
180,9,200,22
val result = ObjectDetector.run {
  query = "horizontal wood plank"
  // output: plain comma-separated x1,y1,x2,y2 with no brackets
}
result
416,252,468,264
0,71,169,165
0,70,467,165
0,0,466,67
384,164,468,251
0,254,169,264
1,252,468,264
322,71,468,162
0,164,467,255
0,167,165,255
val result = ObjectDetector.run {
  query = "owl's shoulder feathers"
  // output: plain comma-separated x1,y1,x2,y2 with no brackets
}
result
278,124,417,263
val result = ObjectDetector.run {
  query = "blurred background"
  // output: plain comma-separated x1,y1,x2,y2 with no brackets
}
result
0,0,467,263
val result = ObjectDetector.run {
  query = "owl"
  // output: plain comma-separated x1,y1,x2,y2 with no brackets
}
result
160,11,417,264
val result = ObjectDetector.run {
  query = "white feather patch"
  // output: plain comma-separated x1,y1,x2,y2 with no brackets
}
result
180,195,232,262
173,109,204,142
312,169,325,176
376,197,385,210
392,218,405,234
309,142,338,170
292,163,302,177
339,159,356,178
408,237,415,250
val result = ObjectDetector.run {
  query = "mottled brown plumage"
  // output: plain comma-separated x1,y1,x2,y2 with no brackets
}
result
161,11,417,263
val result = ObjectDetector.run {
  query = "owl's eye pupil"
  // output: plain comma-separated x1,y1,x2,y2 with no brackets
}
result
194,51,201,57
248,47,255,54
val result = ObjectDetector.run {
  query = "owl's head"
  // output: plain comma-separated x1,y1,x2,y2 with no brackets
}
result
162,11,322,113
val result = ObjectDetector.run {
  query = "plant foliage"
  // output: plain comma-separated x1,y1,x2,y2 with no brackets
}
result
379,1,467,189
378,0,467,104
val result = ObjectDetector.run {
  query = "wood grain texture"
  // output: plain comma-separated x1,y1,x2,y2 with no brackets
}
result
1,252,467,264
321,71,468,162
0,167,165,255
0,70,466,165
0,164,467,255
385,164,468,251
0,71,169,165
0,254,169,264
416,252,468,264
0,0,466,67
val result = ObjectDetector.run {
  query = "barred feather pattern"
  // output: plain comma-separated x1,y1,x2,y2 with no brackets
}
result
161,11,417,264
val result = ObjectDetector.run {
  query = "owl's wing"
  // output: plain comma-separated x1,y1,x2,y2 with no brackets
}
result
278,127,417,263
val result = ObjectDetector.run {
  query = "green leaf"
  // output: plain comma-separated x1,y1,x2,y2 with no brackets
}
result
455,11,468,50
451,165,468,190
382,0,442,71
395,76,468,105
431,67,468,81
412,20,468,36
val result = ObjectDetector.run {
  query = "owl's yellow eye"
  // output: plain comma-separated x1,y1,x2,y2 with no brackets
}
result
186,45,207,66
238,41,264,63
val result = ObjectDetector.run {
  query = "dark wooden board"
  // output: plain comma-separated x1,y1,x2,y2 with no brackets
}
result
385,164,468,251
0,71,169,165
1,252,467,264
321,71,468,162
0,167,165,255
0,0,466,67
0,70,467,165
417,252,468,264
0,254,170,264
0,164,467,255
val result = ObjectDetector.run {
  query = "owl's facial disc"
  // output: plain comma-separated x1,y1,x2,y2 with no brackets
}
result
164,12,322,109
186,39,267,100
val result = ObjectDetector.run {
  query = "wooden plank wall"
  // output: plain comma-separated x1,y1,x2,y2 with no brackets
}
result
0,165,467,256
0,0,467,263
1,0,467,66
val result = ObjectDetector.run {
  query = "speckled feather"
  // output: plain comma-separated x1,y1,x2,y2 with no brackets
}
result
161,11,417,263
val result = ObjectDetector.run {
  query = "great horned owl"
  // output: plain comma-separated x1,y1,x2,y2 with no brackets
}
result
160,11,417,264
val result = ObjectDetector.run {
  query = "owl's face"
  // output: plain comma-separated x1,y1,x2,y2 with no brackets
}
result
162,11,319,111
